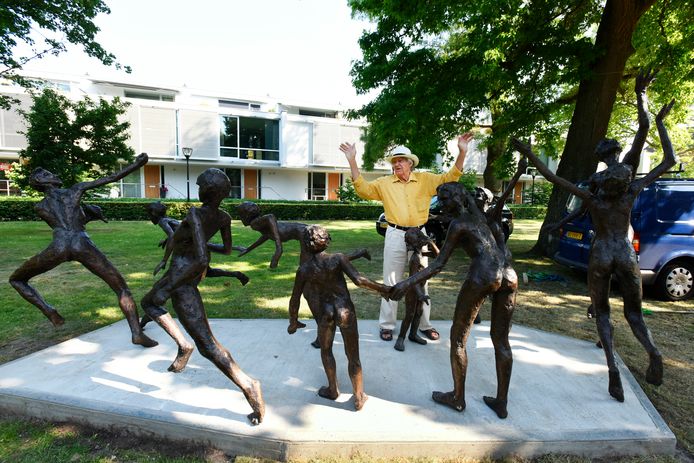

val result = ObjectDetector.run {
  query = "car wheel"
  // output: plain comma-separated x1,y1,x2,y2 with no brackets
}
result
656,260,694,301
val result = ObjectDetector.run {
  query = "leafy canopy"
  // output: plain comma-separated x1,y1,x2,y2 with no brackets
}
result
0,0,128,108
11,88,134,192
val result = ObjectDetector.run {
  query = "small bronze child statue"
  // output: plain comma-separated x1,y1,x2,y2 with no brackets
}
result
9,153,157,349
512,71,676,401
287,225,390,411
394,228,439,352
140,169,264,425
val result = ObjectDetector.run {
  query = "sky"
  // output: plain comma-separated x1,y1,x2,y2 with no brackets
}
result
19,0,376,108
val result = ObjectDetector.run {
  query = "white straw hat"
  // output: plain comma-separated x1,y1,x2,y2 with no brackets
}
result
385,145,419,167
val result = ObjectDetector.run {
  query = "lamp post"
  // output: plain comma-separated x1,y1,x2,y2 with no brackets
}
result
182,147,193,202
527,167,537,206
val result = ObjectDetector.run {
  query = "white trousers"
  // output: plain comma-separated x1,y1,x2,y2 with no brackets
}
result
379,226,433,331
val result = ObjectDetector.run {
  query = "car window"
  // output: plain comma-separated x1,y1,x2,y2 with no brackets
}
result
565,183,589,213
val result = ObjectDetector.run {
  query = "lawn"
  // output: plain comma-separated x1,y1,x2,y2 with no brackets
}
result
0,219,691,463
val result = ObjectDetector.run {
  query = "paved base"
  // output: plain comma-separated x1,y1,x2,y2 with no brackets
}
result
0,319,674,461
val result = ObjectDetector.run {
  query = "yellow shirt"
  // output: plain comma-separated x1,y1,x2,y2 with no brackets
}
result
353,166,463,227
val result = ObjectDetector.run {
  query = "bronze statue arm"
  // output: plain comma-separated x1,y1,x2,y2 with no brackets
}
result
208,219,232,255
76,153,148,192
632,100,677,194
341,257,390,298
543,205,587,234
490,156,527,223
511,139,590,199
623,70,656,174
423,240,440,258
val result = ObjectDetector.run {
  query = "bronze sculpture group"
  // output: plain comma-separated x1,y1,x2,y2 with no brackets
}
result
8,70,677,425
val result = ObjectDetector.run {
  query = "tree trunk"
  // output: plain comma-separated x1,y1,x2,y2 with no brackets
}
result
533,0,656,256
483,105,504,194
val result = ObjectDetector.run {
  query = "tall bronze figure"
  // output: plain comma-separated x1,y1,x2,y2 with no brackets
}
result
391,181,516,418
9,154,157,348
512,83,676,401
288,225,390,411
140,169,264,425
394,228,439,352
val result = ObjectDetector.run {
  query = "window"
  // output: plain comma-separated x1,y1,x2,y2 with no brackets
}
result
124,90,174,102
220,116,279,161
224,168,242,198
299,109,337,118
219,99,261,110
120,168,142,198
308,172,327,200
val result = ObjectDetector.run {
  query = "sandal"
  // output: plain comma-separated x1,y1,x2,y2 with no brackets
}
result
379,329,393,341
420,328,440,341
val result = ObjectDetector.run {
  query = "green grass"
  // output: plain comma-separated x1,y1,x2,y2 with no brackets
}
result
0,219,692,463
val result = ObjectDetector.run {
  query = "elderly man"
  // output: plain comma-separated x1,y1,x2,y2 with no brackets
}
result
339,133,473,341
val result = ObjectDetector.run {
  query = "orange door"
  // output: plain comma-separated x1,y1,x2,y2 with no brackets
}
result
327,173,340,200
144,165,160,199
244,169,258,199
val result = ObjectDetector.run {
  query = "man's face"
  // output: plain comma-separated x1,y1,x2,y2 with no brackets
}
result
391,157,412,178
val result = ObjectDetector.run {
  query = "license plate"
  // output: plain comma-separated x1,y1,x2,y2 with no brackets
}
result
566,231,583,240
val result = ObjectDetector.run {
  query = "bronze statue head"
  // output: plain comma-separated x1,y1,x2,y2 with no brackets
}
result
196,168,231,205
146,201,168,224
404,227,431,252
237,201,261,225
595,139,622,165
304,224,331,253
29,168,62,191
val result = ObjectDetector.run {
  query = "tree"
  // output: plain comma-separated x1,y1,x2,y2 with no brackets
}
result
0,0,128,109
348,0,693,254
11,88,134,192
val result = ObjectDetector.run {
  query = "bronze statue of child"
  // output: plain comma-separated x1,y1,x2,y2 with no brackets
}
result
9,153,157,349
140,169,264,425
390,182,514,419
237,201,369,348
394,228,439,352
287,225,390,411
511,71,675,401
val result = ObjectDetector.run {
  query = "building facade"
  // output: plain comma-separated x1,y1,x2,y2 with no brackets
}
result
0,71,553,202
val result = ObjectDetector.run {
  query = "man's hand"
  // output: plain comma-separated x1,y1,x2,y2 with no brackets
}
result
287,318,307,334
457,132,474,154
339,142,357,162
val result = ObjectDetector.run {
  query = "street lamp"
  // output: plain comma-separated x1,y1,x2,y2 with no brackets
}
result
182,147,193,202
527,167,537,206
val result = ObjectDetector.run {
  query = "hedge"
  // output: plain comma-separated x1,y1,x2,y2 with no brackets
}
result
0,198,546,222
0,198,385,222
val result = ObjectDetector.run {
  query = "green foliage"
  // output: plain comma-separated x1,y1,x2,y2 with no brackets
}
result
335,178,365,203
9,88,134,192
0,0,128,109
507,204,546,219
457,169,478,191
528,182,554,207
0,198,385,222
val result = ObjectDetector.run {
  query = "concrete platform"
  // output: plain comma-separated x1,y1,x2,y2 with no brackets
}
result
0,319,675,461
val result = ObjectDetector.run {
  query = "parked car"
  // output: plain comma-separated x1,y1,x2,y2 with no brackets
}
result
553,178,694,301
376,195,514,247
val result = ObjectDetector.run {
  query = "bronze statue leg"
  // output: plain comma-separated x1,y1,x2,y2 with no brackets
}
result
408,300,426,345
317,313,340,401
433,280,489,412
589,262,624,402
339,315,367,410
395,292,417,351
615,262,663,386
484,271,517,419
77,243,157,348
205,268,249,286
9,243,68,327
141,279,194,372
172,284,264,425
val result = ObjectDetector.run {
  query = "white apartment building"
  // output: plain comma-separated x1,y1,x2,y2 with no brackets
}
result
0,71,549,202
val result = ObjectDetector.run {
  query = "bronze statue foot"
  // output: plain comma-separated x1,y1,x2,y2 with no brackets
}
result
483,396,508,419
246,379,265,425
49,311,65,327
408,333,427,345
132,332,158,348
432,391,465,412
353,392,368,411
310,338,320,349
394,337,405,351
167,343,194,372
646,354,663,386
608,370,624,402
139,314,152,329
318,386,339,401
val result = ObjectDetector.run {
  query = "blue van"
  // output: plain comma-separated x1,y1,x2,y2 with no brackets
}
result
554,178,694,301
